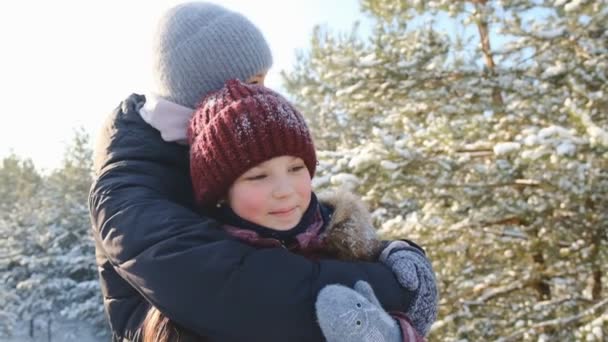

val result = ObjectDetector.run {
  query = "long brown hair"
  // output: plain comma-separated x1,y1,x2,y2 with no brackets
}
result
142,307,206,342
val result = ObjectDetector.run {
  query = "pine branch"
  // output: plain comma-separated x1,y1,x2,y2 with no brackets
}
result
498,298,608,342
440,179,543,189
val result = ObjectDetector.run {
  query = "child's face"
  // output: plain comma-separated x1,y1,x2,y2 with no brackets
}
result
228,155,312,231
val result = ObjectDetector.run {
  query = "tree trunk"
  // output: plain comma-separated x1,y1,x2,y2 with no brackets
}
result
531,251,551,300
473,0,505,108
592,268,602,300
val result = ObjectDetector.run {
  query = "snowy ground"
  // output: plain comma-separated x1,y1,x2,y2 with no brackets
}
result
0,320,107,342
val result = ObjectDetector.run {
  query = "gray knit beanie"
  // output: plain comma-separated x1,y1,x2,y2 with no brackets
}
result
152,2,273,109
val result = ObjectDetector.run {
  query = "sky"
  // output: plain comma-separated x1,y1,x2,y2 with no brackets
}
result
0,0,370,172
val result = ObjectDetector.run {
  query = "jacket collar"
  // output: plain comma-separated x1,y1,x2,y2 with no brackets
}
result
138,94,193,145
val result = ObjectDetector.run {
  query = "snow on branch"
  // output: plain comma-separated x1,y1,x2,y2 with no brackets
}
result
497,298,608,342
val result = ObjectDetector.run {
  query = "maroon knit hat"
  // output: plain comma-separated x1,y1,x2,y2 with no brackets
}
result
188,79,317,208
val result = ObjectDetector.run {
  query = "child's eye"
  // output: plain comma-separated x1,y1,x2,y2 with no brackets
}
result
245,174,266,181
289,165,306,173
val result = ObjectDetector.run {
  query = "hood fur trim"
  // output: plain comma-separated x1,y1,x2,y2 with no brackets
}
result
318,190,383,261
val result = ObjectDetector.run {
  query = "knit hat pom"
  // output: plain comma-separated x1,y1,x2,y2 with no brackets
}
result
189,79,316,207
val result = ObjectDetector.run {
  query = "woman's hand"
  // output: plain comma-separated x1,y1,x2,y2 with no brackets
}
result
379,241,438,336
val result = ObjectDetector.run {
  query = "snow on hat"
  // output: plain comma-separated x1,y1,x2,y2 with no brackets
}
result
152,2,273,109
188,79,316,207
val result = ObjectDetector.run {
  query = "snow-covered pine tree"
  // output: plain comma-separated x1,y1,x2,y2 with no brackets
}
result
283,0,607,340
0,154,42,214
0,155,43,336
41,128,104,329
0,130,106,338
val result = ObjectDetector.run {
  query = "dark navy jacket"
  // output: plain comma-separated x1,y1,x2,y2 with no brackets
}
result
89,94,413,342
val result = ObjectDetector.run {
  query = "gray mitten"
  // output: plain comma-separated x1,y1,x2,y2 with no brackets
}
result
380,241,438,336
316,281,402,342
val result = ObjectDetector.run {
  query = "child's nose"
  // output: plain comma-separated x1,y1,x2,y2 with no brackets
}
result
272,177,294,198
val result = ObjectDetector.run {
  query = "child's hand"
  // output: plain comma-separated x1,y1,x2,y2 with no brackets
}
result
379,241,438,336
316,281,403,342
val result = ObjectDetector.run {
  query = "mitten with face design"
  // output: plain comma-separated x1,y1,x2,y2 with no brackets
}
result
316,281,402,342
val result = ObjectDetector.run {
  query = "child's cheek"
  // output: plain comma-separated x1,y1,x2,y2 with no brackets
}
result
296,173,313,203
231,187,268,224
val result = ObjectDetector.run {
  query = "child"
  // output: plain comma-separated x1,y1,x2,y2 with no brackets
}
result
141,79,436,341
90,2,434,341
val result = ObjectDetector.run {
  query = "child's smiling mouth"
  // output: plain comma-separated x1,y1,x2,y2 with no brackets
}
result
269,207,297,216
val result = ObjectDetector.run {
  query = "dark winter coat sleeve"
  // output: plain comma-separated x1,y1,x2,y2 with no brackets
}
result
89,94,415,342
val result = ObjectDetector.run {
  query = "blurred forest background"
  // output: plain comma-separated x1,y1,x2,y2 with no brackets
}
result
1,0,606,341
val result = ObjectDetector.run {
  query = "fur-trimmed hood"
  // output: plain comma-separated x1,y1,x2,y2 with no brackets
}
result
318,190,384,261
